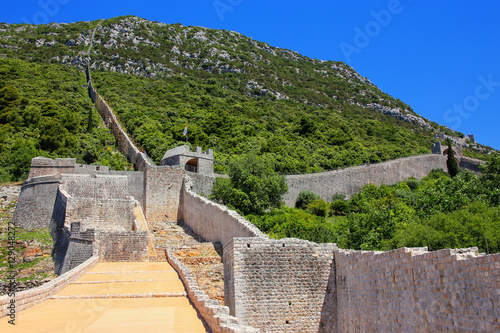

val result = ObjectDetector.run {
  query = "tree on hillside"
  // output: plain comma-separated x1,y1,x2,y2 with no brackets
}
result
446,139,459,177
480,152,500,205
210,154,288,215
295,190,320,210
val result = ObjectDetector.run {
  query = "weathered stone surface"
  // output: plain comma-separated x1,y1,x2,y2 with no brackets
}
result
181,176,265,248
284,154,447,206
224,238,336,332
144,166,185,221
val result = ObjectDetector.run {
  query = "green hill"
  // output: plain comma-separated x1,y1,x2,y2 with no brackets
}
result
0,15,493,180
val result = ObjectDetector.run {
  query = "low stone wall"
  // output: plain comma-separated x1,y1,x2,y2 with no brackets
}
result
0,255,99,319
224,237,336,332
331,247,500,332
181,176,266,248
284,154,447,206
12,175,60,229
166,248,259,333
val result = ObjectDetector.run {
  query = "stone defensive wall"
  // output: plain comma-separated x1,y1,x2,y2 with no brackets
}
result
284,154,447,206
61,174,135,232
460,156,485,173
0,255,99,319
166,248,260,333
181,176,266,248
143,166,186,221
50,174,150,275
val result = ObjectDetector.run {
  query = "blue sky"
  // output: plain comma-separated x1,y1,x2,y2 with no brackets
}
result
1,0,499,150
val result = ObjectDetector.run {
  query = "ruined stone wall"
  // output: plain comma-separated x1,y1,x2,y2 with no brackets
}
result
144,166,185,221
223,237,336,332
181,177,266,248
284,154,447,206
329,247,500,332
97,230,148,262
12,175,60,229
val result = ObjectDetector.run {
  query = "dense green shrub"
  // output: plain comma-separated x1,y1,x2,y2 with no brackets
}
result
306,199,329,217
295,190,320,210
210,154,287,215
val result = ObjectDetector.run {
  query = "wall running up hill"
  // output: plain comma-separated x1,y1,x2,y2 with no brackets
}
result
86,66,154,171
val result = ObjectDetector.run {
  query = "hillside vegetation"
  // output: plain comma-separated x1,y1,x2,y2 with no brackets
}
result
0,58,130,182
0,16,492,179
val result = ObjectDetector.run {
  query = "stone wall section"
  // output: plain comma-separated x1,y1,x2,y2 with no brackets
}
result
144,166,185,221
28,157,76,179
460,156,485,173
181,176,266,248
59,222,95,275
284,154,447,206
0,256,99,318
224,237,336,332
188,173,227,197
331,247,500,333
12,175,60,229
60,174,129,200
64,197,134,232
